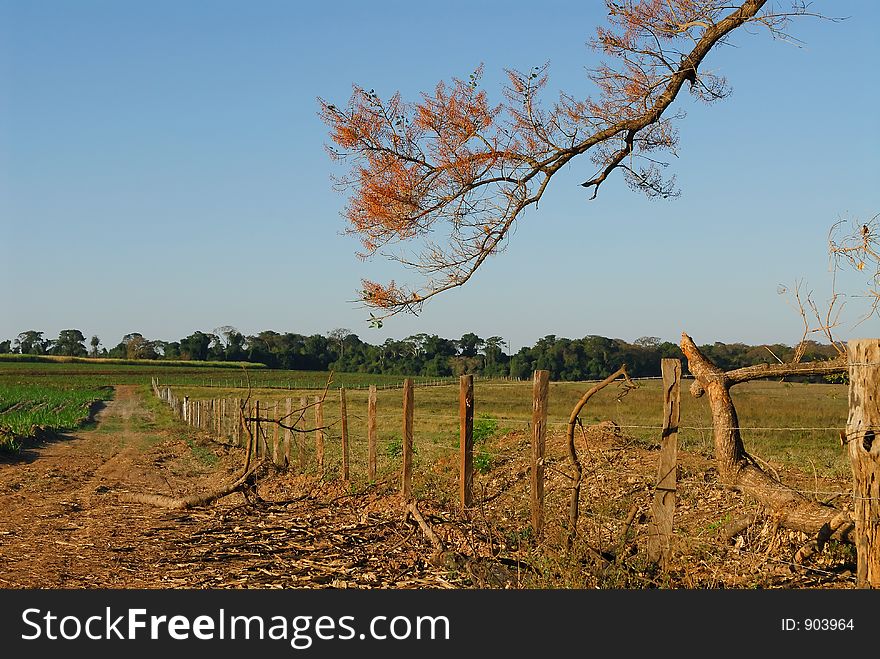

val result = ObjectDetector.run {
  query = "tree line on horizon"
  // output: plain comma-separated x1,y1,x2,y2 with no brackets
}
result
0,327,843,382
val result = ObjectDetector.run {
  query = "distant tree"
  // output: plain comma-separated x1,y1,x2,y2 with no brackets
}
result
458,332,484,358
481,336,508,377
244,331,282,367
52,329,88,357
89,335,101,358
125,334,158,360
0,340,11,354
108,333,157,360
634,336,661,348
508,348,534,380
163,341,181,360
215,326,246,361
15,330,48,355
206,333,226,361
179,331,213,361
328,327,352,360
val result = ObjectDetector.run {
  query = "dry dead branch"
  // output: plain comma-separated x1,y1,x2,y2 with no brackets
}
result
680,332,854,544
565,365,637,550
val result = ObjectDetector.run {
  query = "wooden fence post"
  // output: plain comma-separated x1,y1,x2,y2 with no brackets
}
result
273,401,284,468
402,378,414,500
460,374,474,511
284,398,292,468
234,398,241,447
254,400,261,458
847,339,880,587
315,395,325,476
368,385,377,482
531,370,549,537
299,395,308,470
648,358,681,567
340,387,350,480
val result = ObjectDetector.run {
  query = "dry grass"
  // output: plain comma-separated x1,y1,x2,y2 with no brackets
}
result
175,377,850,485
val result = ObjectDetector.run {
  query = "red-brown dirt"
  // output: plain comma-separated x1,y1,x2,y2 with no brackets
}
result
0,385,858,589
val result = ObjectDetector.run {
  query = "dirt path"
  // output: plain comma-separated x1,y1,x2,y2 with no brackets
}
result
0,385,456,589
0,385,858,589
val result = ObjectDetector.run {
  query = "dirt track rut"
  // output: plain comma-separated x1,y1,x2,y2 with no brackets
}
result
0,385,454,589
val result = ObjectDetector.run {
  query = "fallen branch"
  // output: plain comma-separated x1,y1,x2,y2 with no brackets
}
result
720,514,757,542
406,501,444,556
680,332,854,544
120,464,262,510
122,377,266,510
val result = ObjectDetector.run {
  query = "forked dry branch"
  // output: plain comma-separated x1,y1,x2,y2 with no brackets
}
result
680,332,853,547
565,365,637,549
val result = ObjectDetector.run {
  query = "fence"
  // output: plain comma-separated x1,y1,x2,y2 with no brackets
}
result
164,375,525,392
151,372,562,514
151,346,877,585
150,366,724,561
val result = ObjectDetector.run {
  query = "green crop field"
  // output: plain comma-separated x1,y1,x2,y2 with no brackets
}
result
0,382,114,451
0,360,458,391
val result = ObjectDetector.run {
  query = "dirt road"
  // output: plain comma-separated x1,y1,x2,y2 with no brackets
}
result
0,384,858,590
0,385,452,589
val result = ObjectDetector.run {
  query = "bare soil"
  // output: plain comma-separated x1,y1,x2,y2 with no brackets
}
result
0,385,858,589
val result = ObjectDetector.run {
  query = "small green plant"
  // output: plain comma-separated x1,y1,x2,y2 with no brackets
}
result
474,449,493,474
385,435,403,458
385,435,416,459
705,512,731,534
186,439,218,466
504,526,533,548
473,414,499,444
0,429,20,454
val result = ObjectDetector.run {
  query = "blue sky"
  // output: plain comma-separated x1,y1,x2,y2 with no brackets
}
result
1,0,878,352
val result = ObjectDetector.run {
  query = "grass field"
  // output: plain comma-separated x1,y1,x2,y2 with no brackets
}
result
1,361,850,476
0,382,114,451
171,375,851,481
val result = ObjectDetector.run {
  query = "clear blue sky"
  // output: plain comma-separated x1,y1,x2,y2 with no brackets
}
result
1,0,878,353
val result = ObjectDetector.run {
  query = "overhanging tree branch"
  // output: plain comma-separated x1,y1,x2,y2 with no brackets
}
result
320,1,828,321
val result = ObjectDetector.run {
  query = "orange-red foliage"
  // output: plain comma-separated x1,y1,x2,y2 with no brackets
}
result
320,1,802,315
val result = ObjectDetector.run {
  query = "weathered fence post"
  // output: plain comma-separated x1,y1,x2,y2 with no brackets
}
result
847,339,880,588
314,395,325,476
402,378,414,500
254,400,261,458
273,401,284,468
368,385,377,482
234,398,241,447
340,387,350,480
531,370,550,537
648,358,681,567
460,374,474,511
284,398,293,468
299,395,308,470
